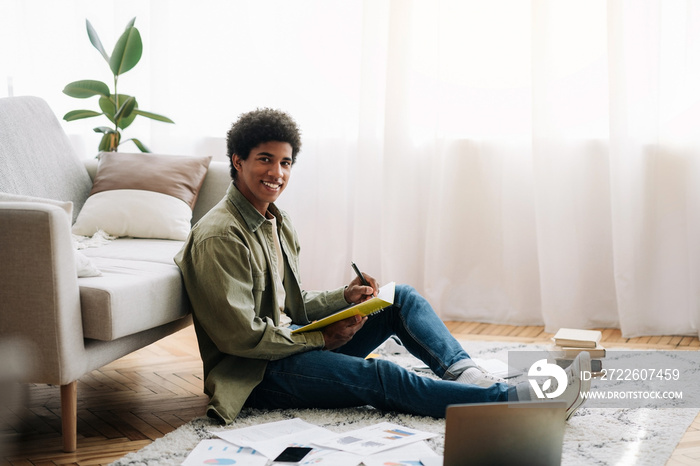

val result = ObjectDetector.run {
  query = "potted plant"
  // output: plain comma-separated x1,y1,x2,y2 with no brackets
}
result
62,18,173,152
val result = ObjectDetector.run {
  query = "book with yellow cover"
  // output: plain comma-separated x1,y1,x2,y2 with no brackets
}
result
292,282,395,334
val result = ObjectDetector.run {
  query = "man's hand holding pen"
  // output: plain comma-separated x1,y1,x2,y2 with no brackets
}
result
345,262,379,304
321,262,378,351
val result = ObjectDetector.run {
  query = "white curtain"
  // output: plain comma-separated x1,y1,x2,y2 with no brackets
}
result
2,0,699,337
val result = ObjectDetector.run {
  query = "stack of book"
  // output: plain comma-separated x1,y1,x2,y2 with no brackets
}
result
550,328,605,373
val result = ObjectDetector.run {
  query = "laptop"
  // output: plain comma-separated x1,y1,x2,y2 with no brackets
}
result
443,401,567,466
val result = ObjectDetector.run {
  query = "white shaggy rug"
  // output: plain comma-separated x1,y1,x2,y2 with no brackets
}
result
110,340,699,466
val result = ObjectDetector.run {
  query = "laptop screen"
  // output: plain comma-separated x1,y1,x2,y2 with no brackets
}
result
444,401,567,466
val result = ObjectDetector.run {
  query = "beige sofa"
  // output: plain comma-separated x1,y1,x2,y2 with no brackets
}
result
0,96,230,452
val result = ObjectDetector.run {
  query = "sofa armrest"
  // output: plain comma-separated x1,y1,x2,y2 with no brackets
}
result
192,160,231,225
0,203,86,385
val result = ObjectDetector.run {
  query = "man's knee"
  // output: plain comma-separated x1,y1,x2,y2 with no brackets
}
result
395,284,428,310
395,284,419,302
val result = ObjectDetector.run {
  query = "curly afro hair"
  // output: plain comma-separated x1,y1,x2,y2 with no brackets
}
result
226,108,302,180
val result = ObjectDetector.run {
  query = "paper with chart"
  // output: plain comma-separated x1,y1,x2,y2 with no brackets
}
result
291,447,361,466
313,422,437,456
360,441,439,466
182,439,268,466
213,418,340,460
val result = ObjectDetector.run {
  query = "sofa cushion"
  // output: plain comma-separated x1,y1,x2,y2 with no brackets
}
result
0,96,93,221
78,238,190,341
72,152,212,241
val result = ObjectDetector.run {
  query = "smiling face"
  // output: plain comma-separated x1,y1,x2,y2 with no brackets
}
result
232,141,293,216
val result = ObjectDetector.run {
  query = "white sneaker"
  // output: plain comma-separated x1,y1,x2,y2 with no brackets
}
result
561,351,591,420
456,366,507,388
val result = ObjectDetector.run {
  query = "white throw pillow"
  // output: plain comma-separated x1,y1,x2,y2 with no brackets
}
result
74,190,193,240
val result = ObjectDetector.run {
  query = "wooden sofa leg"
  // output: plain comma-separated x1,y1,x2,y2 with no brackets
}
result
60,381,77,452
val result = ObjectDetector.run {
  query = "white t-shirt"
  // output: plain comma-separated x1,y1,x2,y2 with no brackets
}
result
266,214,292,327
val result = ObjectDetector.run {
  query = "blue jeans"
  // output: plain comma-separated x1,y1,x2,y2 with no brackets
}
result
244,284,517,418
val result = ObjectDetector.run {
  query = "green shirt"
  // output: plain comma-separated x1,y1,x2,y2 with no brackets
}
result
174,183,348,423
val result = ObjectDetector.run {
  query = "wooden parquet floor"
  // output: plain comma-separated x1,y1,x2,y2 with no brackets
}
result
2,322,699,465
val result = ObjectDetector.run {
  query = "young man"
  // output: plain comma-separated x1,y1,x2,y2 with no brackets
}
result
175,108,591,424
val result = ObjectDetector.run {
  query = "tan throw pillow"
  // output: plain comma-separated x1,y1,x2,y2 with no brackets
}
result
72,152,212,241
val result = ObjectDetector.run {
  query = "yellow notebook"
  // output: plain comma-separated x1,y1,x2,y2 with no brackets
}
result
292,282,396,334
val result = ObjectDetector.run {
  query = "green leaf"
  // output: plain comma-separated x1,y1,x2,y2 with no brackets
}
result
86,19,110,63
128,137,151,153
63,110,102,121
98,133,110,151
63,80,110,98
133,109,175,124
125,17,136,29
98,131,120,152
98,95,116,123
115,96,136,120
116,97,138,130
99,94,138,129
92,126,114,134
109,26,142,76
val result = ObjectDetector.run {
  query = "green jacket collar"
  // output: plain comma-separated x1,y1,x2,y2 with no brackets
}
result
227,183,284,232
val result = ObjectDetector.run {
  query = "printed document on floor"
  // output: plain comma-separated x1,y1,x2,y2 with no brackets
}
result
182,439,268,466
313,422,437,456
213,418,335,459
361,441,439,466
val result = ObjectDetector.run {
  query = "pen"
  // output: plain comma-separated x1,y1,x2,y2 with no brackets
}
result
351,261,371,287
